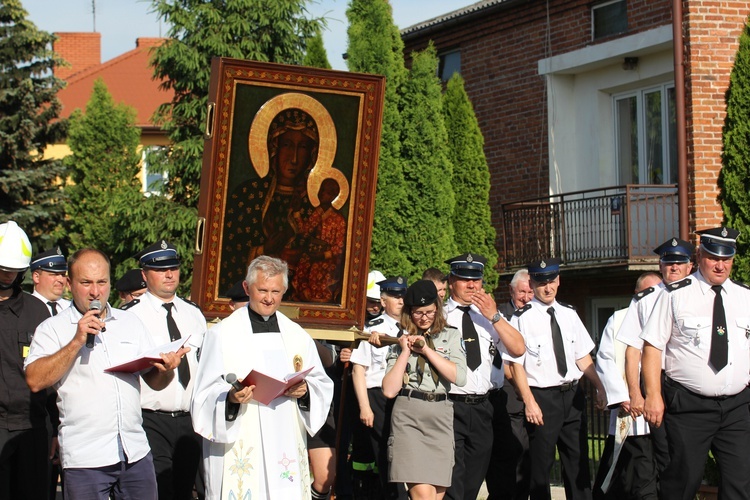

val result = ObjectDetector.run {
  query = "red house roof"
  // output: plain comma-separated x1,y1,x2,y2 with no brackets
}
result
55,33,174,130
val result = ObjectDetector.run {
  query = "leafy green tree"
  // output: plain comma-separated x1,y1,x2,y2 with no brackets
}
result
444,73,499,289
399,44,457,282
720,19,750,282
146,0,322,292
346,0,411,277
0,0,66,250
303,26,331,69
60,79,144,286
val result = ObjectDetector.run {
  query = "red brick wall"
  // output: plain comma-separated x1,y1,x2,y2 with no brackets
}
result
683,0,750,234
403,0,673,264
53,32,101,81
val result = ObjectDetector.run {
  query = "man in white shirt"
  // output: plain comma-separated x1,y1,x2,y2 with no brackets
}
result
30,246,70,316
507,258,606,500
642,227,750,500
125,240,206,499
24,248,187,499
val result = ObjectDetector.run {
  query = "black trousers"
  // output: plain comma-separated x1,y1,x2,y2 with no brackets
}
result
527,384,591,500
592,434,657,500
0,426,49,500
485,386,530,500
660,379,750,500
446,397,494,500
141,411,202,500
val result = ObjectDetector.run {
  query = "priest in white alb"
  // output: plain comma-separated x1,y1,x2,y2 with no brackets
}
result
191,256,334,499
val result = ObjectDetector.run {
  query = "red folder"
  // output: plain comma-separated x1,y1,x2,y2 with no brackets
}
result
105,336,191,374
239,366,313,405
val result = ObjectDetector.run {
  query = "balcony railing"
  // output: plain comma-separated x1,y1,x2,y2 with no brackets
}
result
500,184,679,270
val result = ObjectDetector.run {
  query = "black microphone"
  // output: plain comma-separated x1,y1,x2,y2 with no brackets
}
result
225,373,244,392
86,300,102,349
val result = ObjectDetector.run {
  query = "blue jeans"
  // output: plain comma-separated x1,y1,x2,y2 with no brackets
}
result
63,453,157,500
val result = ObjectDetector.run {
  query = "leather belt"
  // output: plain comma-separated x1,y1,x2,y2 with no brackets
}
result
535,381,578,392
449,392,489,404
142,409,190,417
399,388,447,402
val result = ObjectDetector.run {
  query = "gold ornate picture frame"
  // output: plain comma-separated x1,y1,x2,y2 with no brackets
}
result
192,58,385,331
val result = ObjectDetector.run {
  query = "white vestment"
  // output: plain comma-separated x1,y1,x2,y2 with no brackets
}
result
191,307,334,499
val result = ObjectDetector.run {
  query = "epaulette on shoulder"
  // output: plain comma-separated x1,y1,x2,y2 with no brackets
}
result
183,298,201,309
558,301,576,310
732,279,750,290
513,303,532,317
634,286,655,301
666,278,691,293
120,299,140,310
366,317,384,328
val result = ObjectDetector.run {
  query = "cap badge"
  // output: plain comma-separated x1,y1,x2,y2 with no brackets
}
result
671,239,677,246
540,260,547,269
47,262,53,268
466,253,474,263
721,227,728,237
397,277,403,284
56,247,62,255
160,240,168,249
420,297,426,304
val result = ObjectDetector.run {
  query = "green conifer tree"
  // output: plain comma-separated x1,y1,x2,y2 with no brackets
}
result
303,27,331,69
720,19,750,282
61,79,144,283
444,73,499,289
399,44,457,282
0,0,66,250
144,0,321,291
346,0,411,278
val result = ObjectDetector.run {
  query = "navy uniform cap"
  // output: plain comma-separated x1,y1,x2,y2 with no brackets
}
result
225,280,250,302
404,280,438,307
377,276,408,297
653,237,694,263
135,239,181,269
114,269,147,292
445,252,487,279
30,246,67,273
528,257,561,282
696,227,740,257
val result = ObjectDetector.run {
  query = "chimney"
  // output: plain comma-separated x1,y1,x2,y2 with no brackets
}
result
53,32,101,81
136,37,166,49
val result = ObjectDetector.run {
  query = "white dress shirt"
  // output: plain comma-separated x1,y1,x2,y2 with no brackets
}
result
507,298,595,388
31,290,71,316
126,292,205,412
24,304,155,468
349,313,400,389
640,270,750,397
445,297,507,395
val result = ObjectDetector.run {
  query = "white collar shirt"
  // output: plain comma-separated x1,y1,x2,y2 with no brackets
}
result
640,271,750,397
617,283,668,369
24,304,155,469
31,290,71,316
349,313,400,388
444,297,506,395
127,291,206,411
507,297,595,387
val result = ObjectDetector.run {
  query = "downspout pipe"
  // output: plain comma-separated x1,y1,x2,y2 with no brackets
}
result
673,0,689,239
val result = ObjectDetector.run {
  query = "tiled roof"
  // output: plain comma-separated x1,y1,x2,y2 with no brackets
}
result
400,0,508,36
56,37,173,129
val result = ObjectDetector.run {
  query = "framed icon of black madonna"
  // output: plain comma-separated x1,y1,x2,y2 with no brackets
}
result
192,57,385,330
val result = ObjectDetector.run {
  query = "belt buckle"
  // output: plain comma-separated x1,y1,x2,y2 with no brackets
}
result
426,393,436,402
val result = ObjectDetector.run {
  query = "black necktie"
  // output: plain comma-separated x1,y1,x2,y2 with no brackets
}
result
47,301,58,316
710,285,728,371
163,303,190,388
547,307,568,377
458,306,481,371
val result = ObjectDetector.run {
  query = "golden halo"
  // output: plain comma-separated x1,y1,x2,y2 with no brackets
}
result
248,92,336,180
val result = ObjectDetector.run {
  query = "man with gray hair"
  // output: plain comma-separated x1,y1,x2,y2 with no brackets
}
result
191,255,334,500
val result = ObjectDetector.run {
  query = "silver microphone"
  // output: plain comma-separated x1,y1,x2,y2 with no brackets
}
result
86,300,103,348
225,373,244,392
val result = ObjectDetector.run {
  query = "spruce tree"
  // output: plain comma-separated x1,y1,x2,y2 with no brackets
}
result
146,0,322,291
60,79,144,284
346,0,411,278
720,19,750,282
399,44,457,282
0,0,66,250
444,73,499,289
303,27,331,69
